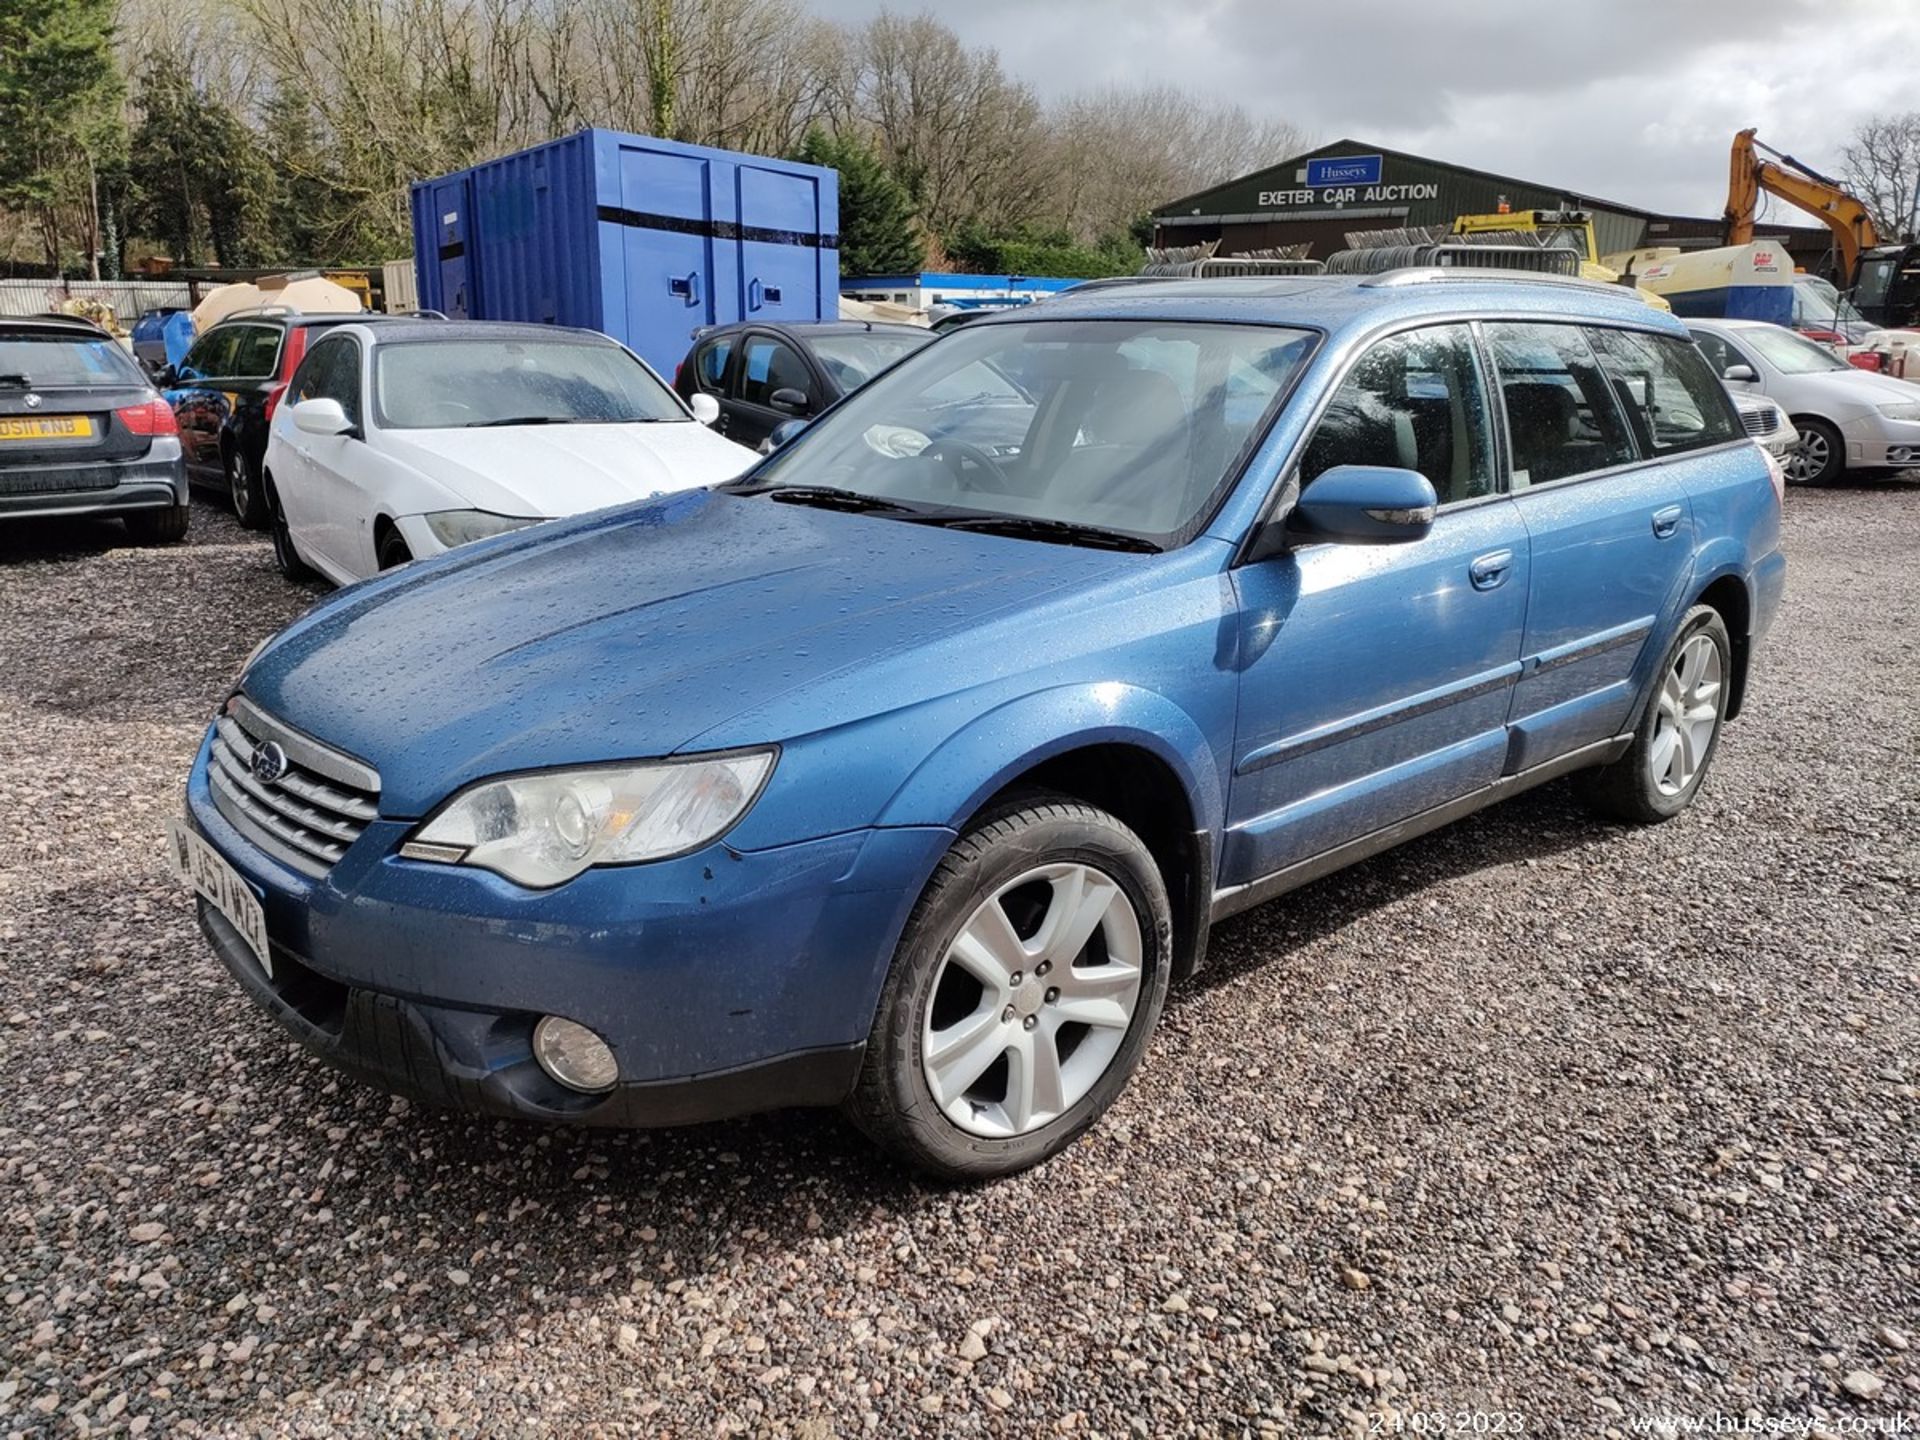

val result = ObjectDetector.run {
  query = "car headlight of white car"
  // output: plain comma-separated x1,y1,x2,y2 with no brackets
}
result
423,509,542,547
403,751,777,887
1876,401,1920,423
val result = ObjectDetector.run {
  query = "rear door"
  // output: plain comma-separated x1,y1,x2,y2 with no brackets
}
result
1225,322,1532,886
1488,321,1699,769
171,327,241,477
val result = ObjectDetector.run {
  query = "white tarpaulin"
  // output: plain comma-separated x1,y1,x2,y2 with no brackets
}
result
191,275,364,329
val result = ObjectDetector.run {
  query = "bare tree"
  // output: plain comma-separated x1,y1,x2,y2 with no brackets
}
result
1842,111,1920,241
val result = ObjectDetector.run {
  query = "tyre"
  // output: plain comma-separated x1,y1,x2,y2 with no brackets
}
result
847,796,1173,1179
123,504,190,545
1575,605,1732,824
265,476,313,581
226,445,268,528
1785,417,1843,485
377,530,413,571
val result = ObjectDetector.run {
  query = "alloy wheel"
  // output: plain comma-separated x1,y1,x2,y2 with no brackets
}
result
1650,633,1723,797
227,450,253,518
1786,430,1826,485
921,862,1143,1138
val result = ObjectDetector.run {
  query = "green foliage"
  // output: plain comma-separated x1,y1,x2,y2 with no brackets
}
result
0,0,124,271
796,127,924,278
942,221,1142,280
128,56,278,268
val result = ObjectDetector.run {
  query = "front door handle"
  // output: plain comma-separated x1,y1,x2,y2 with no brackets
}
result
1469,548,1515,591
1651,504,1684,539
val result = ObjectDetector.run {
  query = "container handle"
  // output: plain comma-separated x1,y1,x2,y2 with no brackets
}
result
748,277,762,311
669,272,701,307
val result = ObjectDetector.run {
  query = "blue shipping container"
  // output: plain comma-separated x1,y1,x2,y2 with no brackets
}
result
411,129,840,378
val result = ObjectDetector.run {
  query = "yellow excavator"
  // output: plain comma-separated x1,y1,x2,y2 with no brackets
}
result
1449,207,1672,310
1723,128,1919,329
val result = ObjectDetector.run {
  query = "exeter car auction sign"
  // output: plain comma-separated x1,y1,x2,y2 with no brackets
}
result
1258,154,1440,209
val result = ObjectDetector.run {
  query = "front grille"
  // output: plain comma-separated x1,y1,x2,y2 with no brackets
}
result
1741,408,1779,437
207,695,380,877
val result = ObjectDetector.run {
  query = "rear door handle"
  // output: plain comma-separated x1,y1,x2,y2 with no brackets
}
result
1651,504,1684,539
1469,548,1515,590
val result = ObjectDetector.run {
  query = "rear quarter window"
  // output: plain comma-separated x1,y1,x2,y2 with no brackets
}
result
1585,327,1741,456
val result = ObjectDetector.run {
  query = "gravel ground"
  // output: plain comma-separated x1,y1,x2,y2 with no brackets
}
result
2,483,1917,1439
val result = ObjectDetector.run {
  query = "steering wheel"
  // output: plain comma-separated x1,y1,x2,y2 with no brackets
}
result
926,439,1011,493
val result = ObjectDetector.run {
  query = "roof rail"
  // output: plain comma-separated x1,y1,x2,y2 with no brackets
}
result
1357,267,1640,297
215,304,301,320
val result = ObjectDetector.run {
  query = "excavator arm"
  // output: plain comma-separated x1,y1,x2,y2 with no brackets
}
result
1724,128,1882,282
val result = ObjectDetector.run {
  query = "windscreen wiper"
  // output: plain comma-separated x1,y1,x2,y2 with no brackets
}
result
923,513,1161,552
468,415,592,427
757,485,922,515
0,373,32,388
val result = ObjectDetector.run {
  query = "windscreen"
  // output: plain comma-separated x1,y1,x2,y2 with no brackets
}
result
1743,325,1852,375
808,332,933,390
740,318,1316,544
0,333,146,388
374,338,687,429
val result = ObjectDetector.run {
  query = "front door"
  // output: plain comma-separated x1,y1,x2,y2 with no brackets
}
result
284,334,367,576
1225,323,1531,886
1485,322,1703,770
724,331,817,447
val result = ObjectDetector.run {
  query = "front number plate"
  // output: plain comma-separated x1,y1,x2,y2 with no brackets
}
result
166,817,272,977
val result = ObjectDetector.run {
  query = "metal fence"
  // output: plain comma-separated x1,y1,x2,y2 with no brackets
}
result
0,278,193,324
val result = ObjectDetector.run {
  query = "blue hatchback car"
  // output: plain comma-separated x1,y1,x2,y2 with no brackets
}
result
172,273,1786,1177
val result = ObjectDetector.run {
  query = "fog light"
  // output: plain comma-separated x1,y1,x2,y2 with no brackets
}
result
532,1016,618,1093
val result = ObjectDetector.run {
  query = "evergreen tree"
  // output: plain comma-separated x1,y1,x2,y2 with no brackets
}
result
797,128,924,278
0,0,124,273
129,56,277,266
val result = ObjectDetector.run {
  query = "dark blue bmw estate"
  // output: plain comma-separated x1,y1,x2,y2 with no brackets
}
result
173,273,1786,1177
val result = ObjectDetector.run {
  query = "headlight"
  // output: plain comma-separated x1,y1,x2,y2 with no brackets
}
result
406,750,776,887
1876,401,1920,422
422,509,541,547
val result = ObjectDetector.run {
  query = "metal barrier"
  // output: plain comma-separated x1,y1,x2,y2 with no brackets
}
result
1324,243,1583,277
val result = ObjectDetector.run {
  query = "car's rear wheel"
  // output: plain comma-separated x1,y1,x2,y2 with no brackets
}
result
377,530,413,571
124,504,190,545
264,476,313,580
1575,604,1731,824
226,445,268,528
1785,418,1843,485
847,797,1172,1179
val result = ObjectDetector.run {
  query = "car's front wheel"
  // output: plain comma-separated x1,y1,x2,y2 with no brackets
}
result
377,530,413,571
848,797,1172,1179
1786,417,1843,485
226,445,269,528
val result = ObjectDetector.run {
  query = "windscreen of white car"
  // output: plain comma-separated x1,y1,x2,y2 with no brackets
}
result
373,339,689,429
730,319,1317,550
1740,325,1855,376
808,332,934,391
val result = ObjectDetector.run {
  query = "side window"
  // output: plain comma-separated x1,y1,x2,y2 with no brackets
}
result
289,340,340,407
1689,330,1746,379
737,336,811,408
227,325,283,380
1483,323,1638,488
179,328,238,380
1585,328,1742,456
694,337,733,392
291,338,361,425
1299,324,1496,506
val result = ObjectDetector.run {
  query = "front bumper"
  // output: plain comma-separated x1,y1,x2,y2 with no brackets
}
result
184,729,953,1126
1839,415,1920,469
0,443,186,520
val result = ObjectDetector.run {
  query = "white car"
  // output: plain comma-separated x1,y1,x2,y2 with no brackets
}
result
263,320,757,583
1729,391,1800,464
1687,317,1920,485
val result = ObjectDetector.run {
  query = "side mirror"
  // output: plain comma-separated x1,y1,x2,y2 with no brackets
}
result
292,398,353,436
769,387,809,414
758,418,811,455
1288,465,1437,546
1723,364,1758,384
688,392,720,426
154,363,178,387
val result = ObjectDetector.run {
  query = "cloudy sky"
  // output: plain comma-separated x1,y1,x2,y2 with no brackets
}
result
813,0,1918,221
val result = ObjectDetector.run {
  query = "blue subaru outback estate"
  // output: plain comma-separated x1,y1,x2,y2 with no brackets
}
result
172,273,1785,1177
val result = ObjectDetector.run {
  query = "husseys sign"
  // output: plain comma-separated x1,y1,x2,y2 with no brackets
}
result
1255,153,1441,209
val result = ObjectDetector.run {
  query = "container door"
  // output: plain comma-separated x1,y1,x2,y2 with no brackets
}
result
429,177,473,318
735,165,824,324
614,145,716,374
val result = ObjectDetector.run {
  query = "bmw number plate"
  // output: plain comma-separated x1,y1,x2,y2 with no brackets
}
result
166,818,272,977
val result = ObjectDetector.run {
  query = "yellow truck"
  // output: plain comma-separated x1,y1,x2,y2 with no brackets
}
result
1450,208,1672,311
